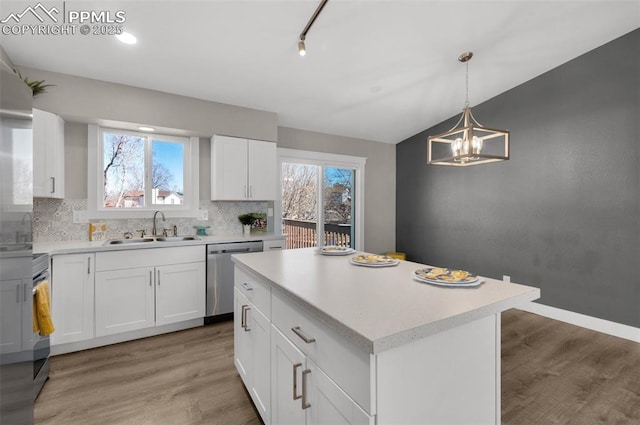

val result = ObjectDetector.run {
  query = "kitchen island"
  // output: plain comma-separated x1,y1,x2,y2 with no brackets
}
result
232,248,540,425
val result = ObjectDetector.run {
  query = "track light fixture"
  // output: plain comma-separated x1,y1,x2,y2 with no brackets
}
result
297,0,329,56
298,36,306,56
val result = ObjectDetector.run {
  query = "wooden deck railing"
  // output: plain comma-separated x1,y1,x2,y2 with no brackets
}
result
283,219,351,249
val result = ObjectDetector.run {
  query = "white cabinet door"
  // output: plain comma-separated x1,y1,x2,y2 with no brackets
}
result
95,267,155,337
249,306,271,424
271,325,306,425
211,135,277,200
235,288,251,385
33,108,64,198
248,140,277,200
155,262,205,326
307,359,373,425
0,280,26,354
211,135,248,200
51,253,94,345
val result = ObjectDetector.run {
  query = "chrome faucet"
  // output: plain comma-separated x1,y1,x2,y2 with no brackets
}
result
152,210,166,236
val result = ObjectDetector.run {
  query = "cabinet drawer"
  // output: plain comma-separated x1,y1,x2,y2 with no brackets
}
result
271,289,373,414
96,246,204,271
234,267,271,318
263,239,285,251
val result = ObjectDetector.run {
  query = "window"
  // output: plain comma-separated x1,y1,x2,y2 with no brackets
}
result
277,149,365,250
88,125,199,218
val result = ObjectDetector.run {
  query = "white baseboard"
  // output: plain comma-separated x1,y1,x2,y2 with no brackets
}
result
516,302,640,344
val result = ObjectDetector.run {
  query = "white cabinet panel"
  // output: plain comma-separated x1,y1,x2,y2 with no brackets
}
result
33,108,64,198
248,140,277,200
271,325,306,425
250,306,271,422
234,285,271,425
155,262,205,326
0,280,26,354
211,135,248,200
95,267,154,337
211,135,276,200
308,360,373,425
51,253,94,345
234,289,251,384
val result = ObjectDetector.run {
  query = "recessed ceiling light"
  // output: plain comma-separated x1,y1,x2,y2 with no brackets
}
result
116,32,137,45
138,126,154,132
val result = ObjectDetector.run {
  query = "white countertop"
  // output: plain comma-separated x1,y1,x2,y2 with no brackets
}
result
232,248,540,354
33,233,286,255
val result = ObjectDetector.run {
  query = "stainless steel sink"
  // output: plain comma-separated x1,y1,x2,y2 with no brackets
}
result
102,236,199,246
0,243,33,252
103,238,155,245
154,236,199,242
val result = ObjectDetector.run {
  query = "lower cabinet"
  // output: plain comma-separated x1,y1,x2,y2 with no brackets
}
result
51,246,206,351
156,263,206,326
95,251,206,337
234,287,271,423
234,264,373,425
51,253,95,345
271,325,372,425
95,267,154,336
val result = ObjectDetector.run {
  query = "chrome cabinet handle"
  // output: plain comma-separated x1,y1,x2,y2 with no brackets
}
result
87,256,91,274
291,326,316,344
244,306,251,331
50,177,55,194
24,283,28,303
241,305,251,331
302,369,311,410
293,363,302,400
16,284,20,303
241,282,253,291
149,270,152,286
157,270,160,285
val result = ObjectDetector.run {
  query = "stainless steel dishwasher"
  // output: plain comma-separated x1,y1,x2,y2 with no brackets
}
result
206,240,263,322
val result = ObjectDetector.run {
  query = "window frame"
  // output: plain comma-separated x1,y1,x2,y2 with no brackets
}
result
87,124,199,219
277,148,366,250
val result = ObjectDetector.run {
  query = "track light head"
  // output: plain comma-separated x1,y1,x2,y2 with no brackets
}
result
298,38,306,56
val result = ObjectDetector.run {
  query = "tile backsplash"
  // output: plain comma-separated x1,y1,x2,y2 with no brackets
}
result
33,198,271,242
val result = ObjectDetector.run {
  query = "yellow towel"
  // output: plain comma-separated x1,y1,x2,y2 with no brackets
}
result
33,280,55,337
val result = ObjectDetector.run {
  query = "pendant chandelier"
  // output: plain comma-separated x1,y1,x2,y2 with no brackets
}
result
427,52,510,166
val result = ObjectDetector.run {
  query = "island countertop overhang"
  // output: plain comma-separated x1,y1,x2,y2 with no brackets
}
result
232,248,540,353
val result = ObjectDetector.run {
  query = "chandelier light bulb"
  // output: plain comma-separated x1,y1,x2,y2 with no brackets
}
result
298,39,306,56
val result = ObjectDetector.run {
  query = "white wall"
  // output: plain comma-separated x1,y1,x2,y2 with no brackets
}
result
20,67,396,252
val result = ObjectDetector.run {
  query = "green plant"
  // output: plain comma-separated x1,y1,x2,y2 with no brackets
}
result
13,69,53,97
238,213,256,226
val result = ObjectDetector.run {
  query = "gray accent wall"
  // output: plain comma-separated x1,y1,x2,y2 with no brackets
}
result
396,29,639,328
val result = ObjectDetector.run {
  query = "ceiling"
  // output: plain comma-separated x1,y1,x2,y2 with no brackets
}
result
1,0,638,144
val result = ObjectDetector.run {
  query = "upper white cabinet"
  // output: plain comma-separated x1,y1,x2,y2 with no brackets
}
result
33,108,64,198
211,135,277,200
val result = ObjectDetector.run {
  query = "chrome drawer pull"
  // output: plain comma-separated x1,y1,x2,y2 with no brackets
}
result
241,282,253,291
244,306,251,332
291,326,316,344
293,363,302,400
241,305,247,329
302,369,311,410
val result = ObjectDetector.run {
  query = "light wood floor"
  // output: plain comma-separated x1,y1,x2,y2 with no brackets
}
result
35,310,640,425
